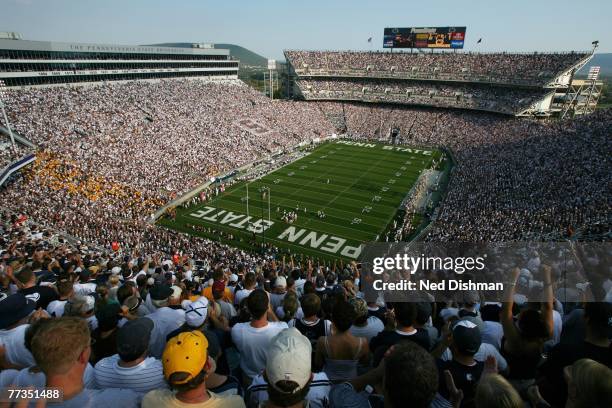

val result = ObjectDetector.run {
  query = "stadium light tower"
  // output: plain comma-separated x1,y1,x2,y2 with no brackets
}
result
0,80,16,150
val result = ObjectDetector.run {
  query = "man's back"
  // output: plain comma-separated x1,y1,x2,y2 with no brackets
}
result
146,307,185,358
19,285,58,309
231,321,288,380
142,389,245,408
94,354,167,393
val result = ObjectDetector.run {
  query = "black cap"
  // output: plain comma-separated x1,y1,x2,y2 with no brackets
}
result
117,318,154,361
452,319,482,355
79,269,90,281
0,294,36,329
95,303,121,331
149,284,173,301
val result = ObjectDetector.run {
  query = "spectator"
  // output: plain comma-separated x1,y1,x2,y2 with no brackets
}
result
64,294,98,331
270,276,288,311
436,320,485,406
0,294,37,368
145,284,186,359
234,272,256,306
46,279,74,318
213,280,237,322
276,291,303,322
479,303,503,351
0,318,95,388
501,266,553,390
231,289,288,384
314,300,369,382
253,328,328,408
142,330,245,407
30,317,140,406
90,302,122,364
291,293,331,362
475,374,522,408
94,317,166,393
562,358,612,408
15,266,59,309
370,302,430,366
349,297,384,342
537,302,612,406
329,341,443,408
166,296,209,341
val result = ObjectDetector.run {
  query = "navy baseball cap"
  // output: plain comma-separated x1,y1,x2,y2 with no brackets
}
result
452,319,482,355
0,294,36,329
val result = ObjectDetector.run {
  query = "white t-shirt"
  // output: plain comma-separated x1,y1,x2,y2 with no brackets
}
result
46,299,67,317
248,371,331,407
6,364,95,388
269,292,286,311
73,282,97,296
349,316,384,342
231,321,288,380
234,288,254,306
146,307,186,359
217,300,237,321
294,278,307,296
0,325,35,368
94,354,167,393
481,321,504,350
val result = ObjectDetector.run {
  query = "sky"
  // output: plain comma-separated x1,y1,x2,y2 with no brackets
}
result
1,0,610,60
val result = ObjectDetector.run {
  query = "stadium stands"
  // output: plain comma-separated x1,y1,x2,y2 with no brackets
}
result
285,50,591,86
0,49,610,408
298,79,550,114
285,50,593,116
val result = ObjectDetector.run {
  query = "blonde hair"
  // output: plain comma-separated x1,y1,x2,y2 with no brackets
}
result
475,374,522,408
30,317,90,375
282,292,299,321
567,358,612,408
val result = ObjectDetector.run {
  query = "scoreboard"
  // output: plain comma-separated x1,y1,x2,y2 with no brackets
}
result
383,27,466,49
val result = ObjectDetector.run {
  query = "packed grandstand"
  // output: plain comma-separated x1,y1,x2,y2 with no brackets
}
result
284,50,594,116
0,35,611,408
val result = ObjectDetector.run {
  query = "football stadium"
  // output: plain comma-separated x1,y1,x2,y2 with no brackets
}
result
159,141,449,261
0,1,611,407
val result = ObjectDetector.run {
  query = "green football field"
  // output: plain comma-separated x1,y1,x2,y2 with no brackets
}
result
158,140,441,261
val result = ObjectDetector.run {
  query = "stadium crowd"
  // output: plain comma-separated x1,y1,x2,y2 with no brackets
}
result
285,50,590,86
297,79,548,114
0,68,610,407
0,138,30,171
2,80,332,198
1,215,611,408
0,80,333,252
318,103,611,241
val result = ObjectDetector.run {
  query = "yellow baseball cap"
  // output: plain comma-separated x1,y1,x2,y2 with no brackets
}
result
162,331,209,384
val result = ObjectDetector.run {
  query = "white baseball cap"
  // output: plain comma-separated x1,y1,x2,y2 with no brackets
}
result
266,328,311,392
274,276,287,288
184,297,209,328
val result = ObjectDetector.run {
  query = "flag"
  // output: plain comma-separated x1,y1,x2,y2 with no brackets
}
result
367,37,372,43
477,38,482,44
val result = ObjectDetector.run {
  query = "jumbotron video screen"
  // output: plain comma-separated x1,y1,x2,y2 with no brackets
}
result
383,26,466,49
